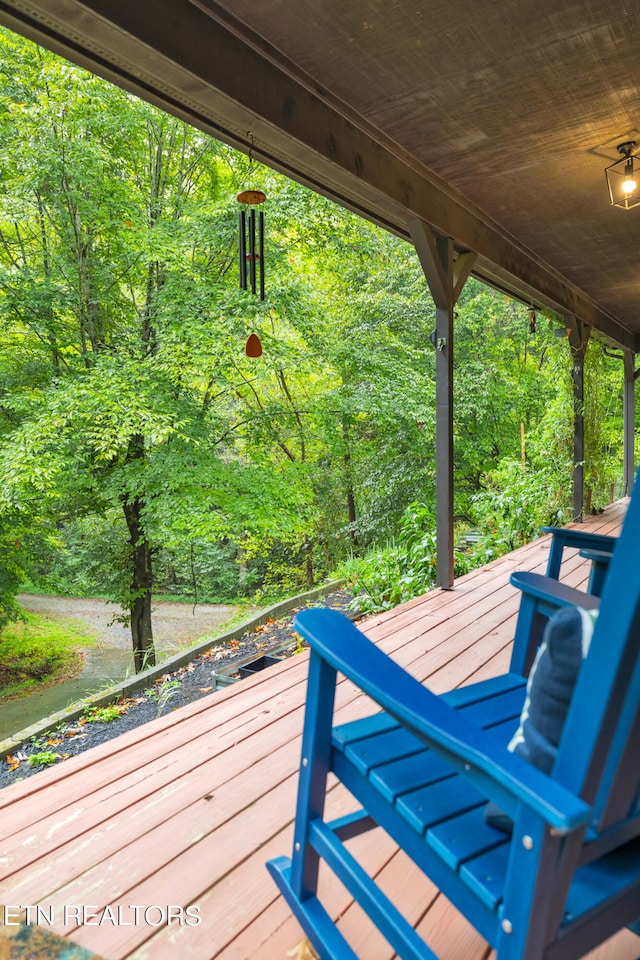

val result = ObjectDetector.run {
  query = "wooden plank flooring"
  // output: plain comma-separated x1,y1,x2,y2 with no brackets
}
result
0,501,637,960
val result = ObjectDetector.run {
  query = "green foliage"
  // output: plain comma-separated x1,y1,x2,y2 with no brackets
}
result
471,460,566,558
0,611,92,696
0,512,28,629
82,704,123,723
27,750,60,768
583,341,625,510
155,679,182,716
0,31,311,657
0,27,631,637
341,502,470,613
153,539,248,602
28,515,128,598
28,517,251,602
453,287,563,513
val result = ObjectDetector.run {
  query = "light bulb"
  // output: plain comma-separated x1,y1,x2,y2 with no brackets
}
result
622,176,636,195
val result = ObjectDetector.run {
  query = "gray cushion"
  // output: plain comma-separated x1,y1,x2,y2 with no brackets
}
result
484,605,598,833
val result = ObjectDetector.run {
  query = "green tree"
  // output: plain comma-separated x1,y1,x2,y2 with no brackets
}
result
253,179,437,553
0,31,306,668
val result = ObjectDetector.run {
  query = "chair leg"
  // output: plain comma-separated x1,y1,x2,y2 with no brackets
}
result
290,652,338,901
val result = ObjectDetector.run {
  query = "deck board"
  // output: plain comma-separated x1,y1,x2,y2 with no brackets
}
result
0,501,634,960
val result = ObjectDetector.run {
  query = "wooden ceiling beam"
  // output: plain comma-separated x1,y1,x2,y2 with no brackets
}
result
0,0,635,350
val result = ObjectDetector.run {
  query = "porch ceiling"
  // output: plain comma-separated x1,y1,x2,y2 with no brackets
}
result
1,0,639,348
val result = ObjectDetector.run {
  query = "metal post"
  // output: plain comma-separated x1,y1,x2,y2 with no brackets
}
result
623,351,636,495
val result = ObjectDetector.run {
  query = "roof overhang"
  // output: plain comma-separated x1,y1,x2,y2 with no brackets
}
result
0,0,637,350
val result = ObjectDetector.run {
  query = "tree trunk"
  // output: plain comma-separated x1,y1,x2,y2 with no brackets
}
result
347,486,358,548
122,434,155,672
343,418,359,550
122,494,155,671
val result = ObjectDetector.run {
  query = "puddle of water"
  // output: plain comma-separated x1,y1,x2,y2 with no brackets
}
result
0,647,134,741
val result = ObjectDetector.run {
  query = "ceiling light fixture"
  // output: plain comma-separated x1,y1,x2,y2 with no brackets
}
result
605,141,640,209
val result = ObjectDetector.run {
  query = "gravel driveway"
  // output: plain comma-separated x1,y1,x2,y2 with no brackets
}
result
17,593,248,654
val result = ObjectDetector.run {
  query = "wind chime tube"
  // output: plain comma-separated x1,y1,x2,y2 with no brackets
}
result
249,208,257,295
238,210,247,290
259,209,265,301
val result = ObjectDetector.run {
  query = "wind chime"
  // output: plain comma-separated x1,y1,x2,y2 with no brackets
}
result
237,136,266,357
237,189,266,300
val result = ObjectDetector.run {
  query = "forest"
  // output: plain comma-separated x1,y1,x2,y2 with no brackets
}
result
0,29,629,670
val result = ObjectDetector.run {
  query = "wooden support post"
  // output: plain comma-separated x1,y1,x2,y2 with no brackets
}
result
568,318,590,521
409,219,476,588
434,290,454,588
623,351,636,495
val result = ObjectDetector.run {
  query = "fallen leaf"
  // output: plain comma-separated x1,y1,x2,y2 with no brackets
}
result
47,738,63,746
199,687,212,693
6,755,20,773
287,939,319,959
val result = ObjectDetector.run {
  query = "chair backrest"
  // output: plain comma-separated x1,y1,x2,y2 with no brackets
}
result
553,474,640,846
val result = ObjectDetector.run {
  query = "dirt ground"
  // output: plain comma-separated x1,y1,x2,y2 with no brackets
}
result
17,593,251,654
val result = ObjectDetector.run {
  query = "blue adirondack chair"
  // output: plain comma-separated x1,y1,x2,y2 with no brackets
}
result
267,487,640,959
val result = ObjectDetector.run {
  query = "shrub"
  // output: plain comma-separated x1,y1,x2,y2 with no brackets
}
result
471,460,566,559
81,704,125,723
340,502,470,614
27,750,60,768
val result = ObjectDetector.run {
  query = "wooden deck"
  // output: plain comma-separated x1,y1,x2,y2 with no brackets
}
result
0,501,637,960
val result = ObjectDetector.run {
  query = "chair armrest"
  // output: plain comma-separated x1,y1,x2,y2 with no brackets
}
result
578,547,614,562
510,571,600,615
541,526,617,579
295,608,591,834
509,572,599,675
578,548,614,597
